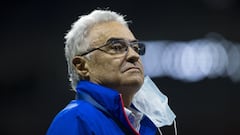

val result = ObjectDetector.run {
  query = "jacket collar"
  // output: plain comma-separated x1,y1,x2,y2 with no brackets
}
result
76,80,123,115
76,80,145,135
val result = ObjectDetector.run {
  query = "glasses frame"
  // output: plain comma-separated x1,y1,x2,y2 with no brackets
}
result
79,38,145,56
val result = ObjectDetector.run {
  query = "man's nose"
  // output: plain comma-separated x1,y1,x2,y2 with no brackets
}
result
126,46,140,63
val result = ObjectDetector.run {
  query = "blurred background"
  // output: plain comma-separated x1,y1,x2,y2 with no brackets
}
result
0,0,239,135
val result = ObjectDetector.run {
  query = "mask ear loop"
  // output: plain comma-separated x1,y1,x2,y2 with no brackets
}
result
173,119,178,135
157,119,178,135
157,128,163,135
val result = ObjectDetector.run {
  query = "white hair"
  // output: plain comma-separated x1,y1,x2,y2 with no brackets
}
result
64,9,128,91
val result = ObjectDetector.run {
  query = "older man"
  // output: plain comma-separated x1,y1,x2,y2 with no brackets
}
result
47,9,175,135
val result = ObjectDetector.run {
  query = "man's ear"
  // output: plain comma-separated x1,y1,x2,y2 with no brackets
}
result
72,56,89,78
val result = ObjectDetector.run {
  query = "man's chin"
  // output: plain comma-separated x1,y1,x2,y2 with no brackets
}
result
123,77,144,89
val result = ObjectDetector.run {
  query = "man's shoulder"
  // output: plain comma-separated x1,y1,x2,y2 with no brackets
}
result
47,100,100,135
48,99,112,129
56,99,100,119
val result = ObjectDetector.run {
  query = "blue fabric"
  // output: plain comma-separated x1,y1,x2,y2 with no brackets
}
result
46,81,157,135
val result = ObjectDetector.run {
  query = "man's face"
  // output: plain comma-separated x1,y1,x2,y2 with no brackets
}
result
85,21,144,95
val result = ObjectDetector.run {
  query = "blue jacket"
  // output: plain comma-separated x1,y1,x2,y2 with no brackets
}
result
47,81,157,135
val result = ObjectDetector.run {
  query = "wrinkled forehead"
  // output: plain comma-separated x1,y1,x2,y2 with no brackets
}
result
86,21,136,48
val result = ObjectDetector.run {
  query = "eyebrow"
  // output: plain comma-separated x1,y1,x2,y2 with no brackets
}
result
106,37,139,43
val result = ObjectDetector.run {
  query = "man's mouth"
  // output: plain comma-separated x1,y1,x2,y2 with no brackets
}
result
124,67,141,72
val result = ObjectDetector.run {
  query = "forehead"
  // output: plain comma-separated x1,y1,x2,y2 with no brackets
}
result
87,21,135,47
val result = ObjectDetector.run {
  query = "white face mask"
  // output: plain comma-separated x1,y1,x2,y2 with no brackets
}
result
132,76,176,127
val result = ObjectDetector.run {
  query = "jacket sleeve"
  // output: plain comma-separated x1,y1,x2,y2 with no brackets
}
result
46,110,93,135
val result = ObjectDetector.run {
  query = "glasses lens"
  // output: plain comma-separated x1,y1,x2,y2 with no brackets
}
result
128,41,145,55
135,42,145,55
104,38,146,55
108,40,127,54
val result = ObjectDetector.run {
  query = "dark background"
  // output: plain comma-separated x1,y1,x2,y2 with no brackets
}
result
1,0,240,135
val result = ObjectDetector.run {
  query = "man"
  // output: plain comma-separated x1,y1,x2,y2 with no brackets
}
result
47,9,176,135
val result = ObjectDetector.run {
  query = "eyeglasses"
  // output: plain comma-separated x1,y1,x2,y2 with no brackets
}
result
79,38,145,56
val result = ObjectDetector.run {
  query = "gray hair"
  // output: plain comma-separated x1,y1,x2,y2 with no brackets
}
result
64,9,128,91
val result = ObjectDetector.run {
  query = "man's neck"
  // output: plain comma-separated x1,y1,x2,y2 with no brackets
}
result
122,94,133,108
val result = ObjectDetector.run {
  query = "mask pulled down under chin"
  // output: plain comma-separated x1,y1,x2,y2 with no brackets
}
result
132,76,176,127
